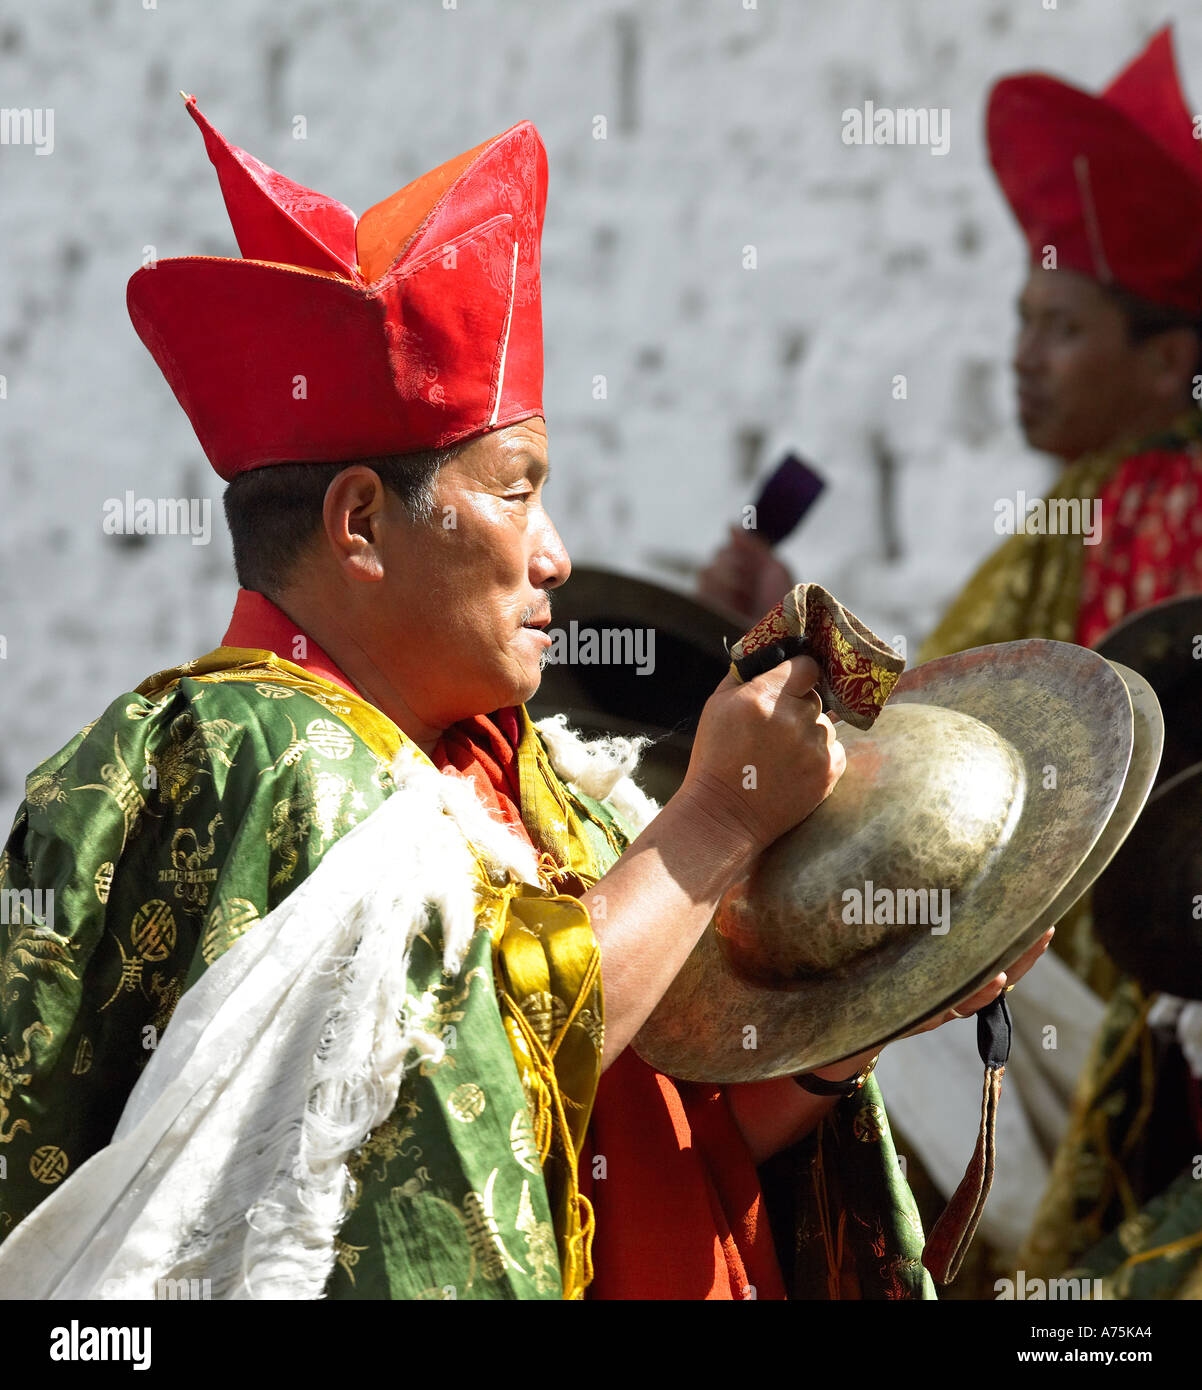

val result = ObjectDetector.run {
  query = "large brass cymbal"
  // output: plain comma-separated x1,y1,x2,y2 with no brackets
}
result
883,658,1162,982
633,640,1135,1082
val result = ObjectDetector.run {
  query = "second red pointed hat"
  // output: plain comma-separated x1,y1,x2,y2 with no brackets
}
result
988,27,1202,316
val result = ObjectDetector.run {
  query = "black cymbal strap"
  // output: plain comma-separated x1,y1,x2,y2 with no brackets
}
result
921,995,1012,1284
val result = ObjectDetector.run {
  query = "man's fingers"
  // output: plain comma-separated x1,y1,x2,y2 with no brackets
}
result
1002,928,1055,987
715,651,821,698
902,929,1057,1035
777,653,822,699
727,523,770,551
939,927,1056,1024
950,974,1008,1019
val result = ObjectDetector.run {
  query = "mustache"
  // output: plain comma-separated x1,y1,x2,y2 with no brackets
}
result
521,595,554,625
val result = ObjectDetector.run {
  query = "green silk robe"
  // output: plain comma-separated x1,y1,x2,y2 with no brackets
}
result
0,649,610,1299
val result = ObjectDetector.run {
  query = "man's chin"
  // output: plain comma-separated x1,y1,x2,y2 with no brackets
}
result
500,658,544,710
517,664,544,705
1019,413,1068,458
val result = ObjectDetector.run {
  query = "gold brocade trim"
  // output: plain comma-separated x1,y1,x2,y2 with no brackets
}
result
514,707,630,877
919,452,1118,663
484,873,603,1301
495,970,599,1301
1095,990,1157,1102
809,1133,845,1301
1174,1252,1202,1299
1018,986,1158,1278
1115,1227,1202,1273
1123,1012,1158,1162
137,648,406,767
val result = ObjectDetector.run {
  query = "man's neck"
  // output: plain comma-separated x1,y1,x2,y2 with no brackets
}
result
1059,399,1197,466
271,587,445,758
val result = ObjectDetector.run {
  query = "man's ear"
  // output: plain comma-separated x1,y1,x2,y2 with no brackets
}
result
322,466,389,581
1143,327,1200,403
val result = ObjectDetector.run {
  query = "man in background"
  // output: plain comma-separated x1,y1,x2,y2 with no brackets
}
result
700,26,1202,1297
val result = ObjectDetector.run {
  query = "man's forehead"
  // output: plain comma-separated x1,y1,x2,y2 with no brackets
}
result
1018,268,1106,313
480,422,550,473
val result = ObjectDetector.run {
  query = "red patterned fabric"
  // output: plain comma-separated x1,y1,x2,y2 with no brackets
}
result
988,26,1202,315
728,583,903,730
128,97,546,479
432,708,531,845
1077,442,1202,646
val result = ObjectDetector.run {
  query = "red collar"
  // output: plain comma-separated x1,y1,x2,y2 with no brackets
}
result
221,589,361,698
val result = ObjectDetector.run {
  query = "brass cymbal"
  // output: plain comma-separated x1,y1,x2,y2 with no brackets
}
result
633,640,1136,1082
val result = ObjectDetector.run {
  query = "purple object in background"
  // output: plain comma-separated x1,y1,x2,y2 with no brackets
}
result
752,453,825,545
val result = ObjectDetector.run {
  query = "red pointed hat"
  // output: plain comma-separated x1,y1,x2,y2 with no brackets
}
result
988,26,1202,315
128,96,547,479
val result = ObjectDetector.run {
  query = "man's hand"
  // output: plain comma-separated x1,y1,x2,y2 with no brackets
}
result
728,927,1057,1162
698,525,795,626
806,927,1056,1079
904,927,1055,1036
582,653,845,1067
675,653,846,856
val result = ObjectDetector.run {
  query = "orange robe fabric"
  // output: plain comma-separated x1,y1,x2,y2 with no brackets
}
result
222,587,362,696
580,1052,787,1300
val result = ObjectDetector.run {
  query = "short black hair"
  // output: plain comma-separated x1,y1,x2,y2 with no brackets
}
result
222,445,460,598
1102,281,1202,384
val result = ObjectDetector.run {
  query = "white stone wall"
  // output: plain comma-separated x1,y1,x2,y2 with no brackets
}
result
0,0,1194,799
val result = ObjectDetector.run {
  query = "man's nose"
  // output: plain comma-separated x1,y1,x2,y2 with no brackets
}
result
1013,324,1041,377
532,513,571,590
